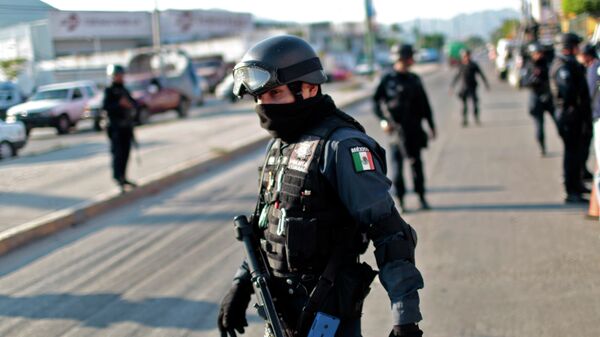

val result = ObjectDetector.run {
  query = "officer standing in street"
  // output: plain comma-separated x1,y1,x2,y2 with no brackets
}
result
580,43,600,203
217,35,424,337
522,42,555,156
450,49,490,126
579,44,598,181
550,33,592,203
103,64,138,192
373,44,436,211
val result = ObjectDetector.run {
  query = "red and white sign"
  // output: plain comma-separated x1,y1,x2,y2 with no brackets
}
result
49,12,152,39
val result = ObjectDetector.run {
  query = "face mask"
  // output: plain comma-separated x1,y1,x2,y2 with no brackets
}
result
255,95,326,142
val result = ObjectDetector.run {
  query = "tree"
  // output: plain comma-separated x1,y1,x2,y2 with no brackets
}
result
465,35,486,49
563,0,600,15
421,34,445,49
490,19,520,45
0,58,26,81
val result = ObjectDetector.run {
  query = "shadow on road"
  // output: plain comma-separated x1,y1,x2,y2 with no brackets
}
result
0,293,219,330
426,202,587,212
427,185,504,194
0,192,85,210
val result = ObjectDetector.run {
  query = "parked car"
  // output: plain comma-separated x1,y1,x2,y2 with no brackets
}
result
193,57,228,92
0,119,27,159
127,76,188,124
83,91,105,131
0,82,25,121
214,74,238,103
6,81,97,135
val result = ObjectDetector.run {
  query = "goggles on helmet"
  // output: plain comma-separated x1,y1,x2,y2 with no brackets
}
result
232,57,323,97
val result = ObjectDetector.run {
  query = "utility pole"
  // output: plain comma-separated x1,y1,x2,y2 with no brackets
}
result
364,0,376,78
151,0,164,76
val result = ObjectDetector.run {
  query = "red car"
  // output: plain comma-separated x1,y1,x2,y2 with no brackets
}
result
126,76,190,124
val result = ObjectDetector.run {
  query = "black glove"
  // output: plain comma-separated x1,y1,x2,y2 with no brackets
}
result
217,281,253,337
389,323,423,337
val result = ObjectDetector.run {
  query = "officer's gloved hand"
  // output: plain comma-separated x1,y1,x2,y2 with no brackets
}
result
389,323,423,337
217,281,253,337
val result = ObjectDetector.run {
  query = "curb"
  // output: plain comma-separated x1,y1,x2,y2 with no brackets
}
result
0,89,374,256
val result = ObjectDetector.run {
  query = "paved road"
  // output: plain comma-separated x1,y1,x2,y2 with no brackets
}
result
0,64,597,337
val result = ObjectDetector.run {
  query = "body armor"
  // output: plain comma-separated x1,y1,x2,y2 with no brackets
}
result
256,114,363,277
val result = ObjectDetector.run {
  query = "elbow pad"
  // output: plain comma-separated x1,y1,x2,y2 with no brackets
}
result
368,209,417,265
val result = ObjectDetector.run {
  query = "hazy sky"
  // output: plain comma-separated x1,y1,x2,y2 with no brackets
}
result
42,0,522,24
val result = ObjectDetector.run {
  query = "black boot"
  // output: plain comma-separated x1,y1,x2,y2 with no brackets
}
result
418,194,430,210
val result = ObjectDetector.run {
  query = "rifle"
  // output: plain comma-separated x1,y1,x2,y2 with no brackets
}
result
233,215,287,337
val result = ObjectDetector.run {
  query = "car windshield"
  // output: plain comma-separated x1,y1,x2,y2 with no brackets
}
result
31,89,69,101
0,90,12,100
125,81,148,92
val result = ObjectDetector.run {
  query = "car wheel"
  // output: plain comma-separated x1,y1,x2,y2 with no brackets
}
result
56,114,71,135
177,97,190,118
0,141,14,159
136,108,150,125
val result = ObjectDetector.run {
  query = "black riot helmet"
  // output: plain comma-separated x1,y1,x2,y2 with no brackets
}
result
582,43,598,59
106,64,125,76
558,32,583,50
391,44,414,60
528,42,543,54
232,35,327,97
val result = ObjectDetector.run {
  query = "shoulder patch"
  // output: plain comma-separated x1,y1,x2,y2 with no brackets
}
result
350,146,375,172
288,138,319,173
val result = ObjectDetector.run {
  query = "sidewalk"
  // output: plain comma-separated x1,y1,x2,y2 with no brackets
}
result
0,64,440,254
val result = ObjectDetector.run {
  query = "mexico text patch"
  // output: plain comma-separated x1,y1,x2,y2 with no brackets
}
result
350,146,375,172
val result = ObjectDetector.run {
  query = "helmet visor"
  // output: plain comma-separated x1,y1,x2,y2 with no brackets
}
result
233,65,275,97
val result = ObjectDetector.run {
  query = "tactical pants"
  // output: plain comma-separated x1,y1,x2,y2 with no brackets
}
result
107,126,133,183
528,93,555,152
460,87,479,122
391,143,425,199
557,119,584,194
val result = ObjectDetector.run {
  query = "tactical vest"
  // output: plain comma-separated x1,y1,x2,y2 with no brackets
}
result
256,114,362,278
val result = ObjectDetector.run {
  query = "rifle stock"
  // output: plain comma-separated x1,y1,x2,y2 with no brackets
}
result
234,215,288,337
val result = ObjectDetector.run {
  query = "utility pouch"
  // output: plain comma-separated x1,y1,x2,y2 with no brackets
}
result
285,217,318,271
320,262,378,319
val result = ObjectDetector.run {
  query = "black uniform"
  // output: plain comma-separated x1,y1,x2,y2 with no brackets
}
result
550,54,592,196
102,82,137,185
373,71,436,204
228,96,423,336
522,56,555,154
451,61,489,124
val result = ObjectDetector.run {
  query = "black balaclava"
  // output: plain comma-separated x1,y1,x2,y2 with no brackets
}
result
255,85,334,143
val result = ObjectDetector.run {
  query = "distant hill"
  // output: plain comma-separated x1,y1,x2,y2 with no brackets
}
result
399,8,520,41
0,0,55,29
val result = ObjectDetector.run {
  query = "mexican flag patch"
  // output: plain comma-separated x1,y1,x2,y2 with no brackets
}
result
350,146,375,172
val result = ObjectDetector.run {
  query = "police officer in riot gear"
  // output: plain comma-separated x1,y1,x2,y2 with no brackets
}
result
550,33,592,203
522,42,555,156
579,44,598,181
451,49,490,126
217,35,424,337
103,64,138,192
373,44,436,212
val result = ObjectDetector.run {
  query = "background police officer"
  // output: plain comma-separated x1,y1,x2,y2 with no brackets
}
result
217,35,424,337
581,43,600,203
550,33,592,203
522,42,555,156
102,64,138,192
373,44,436,211
450,49,490,126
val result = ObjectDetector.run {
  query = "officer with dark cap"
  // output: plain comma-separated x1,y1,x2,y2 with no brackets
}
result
217,35,424,337
522,42,555,156
550,33,592,203
373,44,436,211
450,49,490,126
102,64,138,192
579,43,599,181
